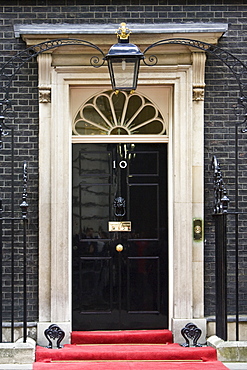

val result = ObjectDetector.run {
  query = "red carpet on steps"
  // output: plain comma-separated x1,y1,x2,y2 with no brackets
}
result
35,343,218,362
33,329,229,370
33,362,228,370
71,329,173,344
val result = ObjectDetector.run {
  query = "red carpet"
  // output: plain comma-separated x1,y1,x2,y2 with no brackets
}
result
71,329,173,344
33,329,228,370
35,343,218,362
33,362,228,370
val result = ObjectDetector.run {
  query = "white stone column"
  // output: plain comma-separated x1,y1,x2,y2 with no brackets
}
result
37,54,53,345
192,52,206,319
171,68,194,343
37,56,72,346
50,70,71,326
37,54,52,322
171,57,207,344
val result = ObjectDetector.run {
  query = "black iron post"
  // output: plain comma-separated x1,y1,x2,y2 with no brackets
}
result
234,122,240,341
0,198,2,343
212,157,229,341
20,162,28,342
214,211,227,340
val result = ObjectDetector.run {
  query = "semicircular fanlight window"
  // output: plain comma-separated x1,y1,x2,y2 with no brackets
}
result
72,90,167,135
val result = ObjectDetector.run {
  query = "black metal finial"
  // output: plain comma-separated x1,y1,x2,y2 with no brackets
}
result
20,162,28,219
211,156,229,214
234,96,247,132
0,100,10,150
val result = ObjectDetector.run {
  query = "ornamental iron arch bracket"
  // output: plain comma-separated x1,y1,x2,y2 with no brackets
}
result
0,36,247,141
143,38,247,131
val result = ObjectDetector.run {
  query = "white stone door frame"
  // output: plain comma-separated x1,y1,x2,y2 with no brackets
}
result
36,53,206,344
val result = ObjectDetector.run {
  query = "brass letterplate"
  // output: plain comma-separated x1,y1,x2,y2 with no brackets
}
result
108,221,131,232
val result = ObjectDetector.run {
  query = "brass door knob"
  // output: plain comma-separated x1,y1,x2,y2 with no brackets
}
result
116,244,123,252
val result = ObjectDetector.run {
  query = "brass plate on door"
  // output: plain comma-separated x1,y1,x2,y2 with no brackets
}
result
108,221,131,232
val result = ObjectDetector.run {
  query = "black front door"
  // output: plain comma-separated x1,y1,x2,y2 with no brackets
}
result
72,143,168,330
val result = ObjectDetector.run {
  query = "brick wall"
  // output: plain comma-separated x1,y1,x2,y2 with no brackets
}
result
0,0,247,321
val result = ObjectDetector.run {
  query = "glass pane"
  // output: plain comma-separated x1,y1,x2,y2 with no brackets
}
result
111,59,136,90
73,90,166,135
95,95,112,119
125,95,142,121
74,120,108,135
112,91,125,117
129,105,156,126
134,121,164,135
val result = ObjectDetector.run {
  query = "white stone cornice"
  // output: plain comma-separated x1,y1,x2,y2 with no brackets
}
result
14,23,228,37
14,23,228,49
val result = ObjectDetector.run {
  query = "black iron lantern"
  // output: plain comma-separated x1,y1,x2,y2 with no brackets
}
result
105,23,144,92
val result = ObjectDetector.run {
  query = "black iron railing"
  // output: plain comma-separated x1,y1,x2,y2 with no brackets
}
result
212,155,246,341
0,156,28,342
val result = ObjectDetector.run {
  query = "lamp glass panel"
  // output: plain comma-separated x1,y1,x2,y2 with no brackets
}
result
110,58,137,90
